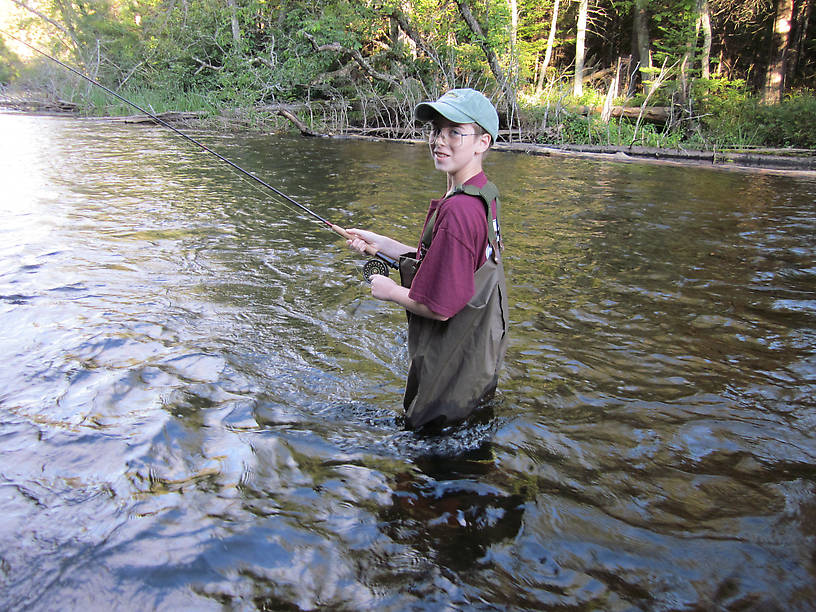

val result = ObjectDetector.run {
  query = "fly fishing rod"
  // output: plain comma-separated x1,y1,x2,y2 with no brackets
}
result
1,30,398,281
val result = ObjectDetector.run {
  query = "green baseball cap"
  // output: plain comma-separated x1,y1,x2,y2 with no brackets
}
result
415,88,499,143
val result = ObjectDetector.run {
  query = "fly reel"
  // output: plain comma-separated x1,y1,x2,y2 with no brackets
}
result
362,258,389,282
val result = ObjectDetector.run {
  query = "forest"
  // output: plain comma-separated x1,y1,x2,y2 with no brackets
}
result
1,0,815,149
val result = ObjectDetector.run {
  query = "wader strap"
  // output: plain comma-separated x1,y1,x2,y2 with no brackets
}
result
421,181,500,254
455,181,502,257
420,209,438,253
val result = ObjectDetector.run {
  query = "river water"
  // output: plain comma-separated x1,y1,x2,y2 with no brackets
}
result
1,112,814,610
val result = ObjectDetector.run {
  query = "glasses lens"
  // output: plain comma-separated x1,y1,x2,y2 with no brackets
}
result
427,127,464,145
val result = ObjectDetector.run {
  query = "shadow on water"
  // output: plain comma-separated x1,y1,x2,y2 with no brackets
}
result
1,113,814,610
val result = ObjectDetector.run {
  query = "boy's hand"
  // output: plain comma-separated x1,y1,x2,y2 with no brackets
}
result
367,274,449,321
346,228,382,255
369,274,399,301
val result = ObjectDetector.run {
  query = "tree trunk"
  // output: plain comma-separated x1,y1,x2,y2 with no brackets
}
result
680,3,700,99
391,8,449,88
573,0,588,97
227,0,241,46
763,0,794,104
536,0,561,95
790,0,812,83
508,0,518,88
633,0,651,93
700,0,712,78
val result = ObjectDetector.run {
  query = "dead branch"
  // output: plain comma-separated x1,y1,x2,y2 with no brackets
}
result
302,31,400,88
192,56,223,74
252,56,275,70
389,9,451,89
454,0,519,127
277,108,325,137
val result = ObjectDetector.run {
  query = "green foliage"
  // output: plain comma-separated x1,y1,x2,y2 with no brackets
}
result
690,78,816,148
568,86,606,108
552,112,684,148
751,92,816,148
648,0,699,67
0,37,22,84
691,77,756,144
4,0,814,149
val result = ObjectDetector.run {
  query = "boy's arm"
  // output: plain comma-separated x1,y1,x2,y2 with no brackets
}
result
369,276,449,321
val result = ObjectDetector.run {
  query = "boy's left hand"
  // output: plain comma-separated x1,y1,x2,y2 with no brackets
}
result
369,274,399,301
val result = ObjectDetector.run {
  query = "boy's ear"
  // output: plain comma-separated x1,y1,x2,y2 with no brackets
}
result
475,132,491,153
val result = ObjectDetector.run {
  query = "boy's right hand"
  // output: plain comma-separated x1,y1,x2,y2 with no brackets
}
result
346,228,382,255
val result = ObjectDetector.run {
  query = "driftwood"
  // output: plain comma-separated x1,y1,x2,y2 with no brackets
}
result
109,111,205,124
302,32,401,88
568,105,671,124
276,109,325,137
344,125,415,138
0,97,79,113
494,141,816,172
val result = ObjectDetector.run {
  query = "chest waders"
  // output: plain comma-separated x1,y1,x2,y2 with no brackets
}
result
398,182,509,430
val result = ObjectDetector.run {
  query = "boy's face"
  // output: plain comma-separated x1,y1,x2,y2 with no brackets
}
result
427,117,491,182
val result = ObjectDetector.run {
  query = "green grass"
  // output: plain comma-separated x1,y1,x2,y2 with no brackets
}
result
76,85,218,117
520,79,816,150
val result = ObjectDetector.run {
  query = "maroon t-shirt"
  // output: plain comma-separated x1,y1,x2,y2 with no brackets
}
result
408,172,496,318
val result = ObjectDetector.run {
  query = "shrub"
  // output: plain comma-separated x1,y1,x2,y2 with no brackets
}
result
693,78,816,148
753,92,816,148
0,39,21,85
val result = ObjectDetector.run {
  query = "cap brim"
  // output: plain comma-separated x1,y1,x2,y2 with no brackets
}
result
414,101,474,125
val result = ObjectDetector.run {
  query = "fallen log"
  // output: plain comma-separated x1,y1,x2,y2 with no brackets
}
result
568,105,671,124
344,125,414,138
496,142,816,171
105,111,205,124
0,97,79,113
277,109,326,137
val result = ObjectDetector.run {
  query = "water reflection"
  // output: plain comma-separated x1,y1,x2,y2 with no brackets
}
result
0,112,814,609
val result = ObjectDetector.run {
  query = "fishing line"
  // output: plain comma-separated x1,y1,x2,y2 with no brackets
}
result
1,29,397,280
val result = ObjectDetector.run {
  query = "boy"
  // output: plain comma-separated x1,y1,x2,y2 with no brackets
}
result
347,88,508,430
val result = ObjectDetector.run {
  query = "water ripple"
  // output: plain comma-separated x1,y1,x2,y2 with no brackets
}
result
1,113,814,610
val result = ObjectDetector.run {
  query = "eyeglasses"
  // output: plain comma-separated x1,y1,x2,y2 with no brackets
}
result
426,126,479,146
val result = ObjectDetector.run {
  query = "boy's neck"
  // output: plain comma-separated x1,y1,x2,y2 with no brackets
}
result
447,164,484,192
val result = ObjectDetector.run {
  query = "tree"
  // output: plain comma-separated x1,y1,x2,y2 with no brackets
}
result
763,0,794,103
573,0,588,96
789,0,812,87
0,36,21,84
700,0,712,78
632,0,652,93
535,0,560,94
227,0,242,46
680,0,711,98
508,0,519,91
455,0,519,118
389,6,452,89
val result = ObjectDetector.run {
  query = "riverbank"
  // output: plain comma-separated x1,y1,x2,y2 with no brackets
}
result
2,95,814,175
388,137,816,175
493,141,816,175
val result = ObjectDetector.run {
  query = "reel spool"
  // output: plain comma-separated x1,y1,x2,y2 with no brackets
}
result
362,258,389,283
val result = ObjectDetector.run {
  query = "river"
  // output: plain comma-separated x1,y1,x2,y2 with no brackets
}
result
1,112,814,610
